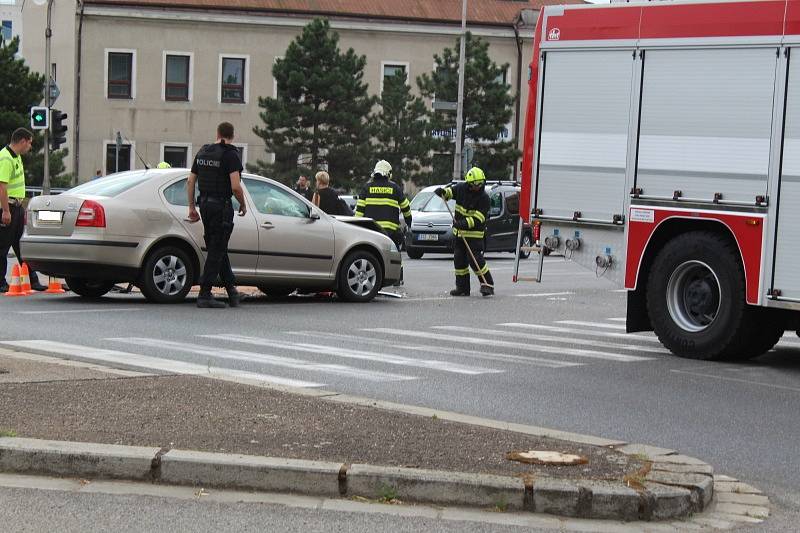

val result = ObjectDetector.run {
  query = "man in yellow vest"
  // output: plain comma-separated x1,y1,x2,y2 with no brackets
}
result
1,128,45,292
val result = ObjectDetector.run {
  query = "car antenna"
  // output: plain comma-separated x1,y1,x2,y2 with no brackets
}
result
122,133,151,170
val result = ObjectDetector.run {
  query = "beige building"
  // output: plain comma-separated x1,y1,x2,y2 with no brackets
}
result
20,0,559,184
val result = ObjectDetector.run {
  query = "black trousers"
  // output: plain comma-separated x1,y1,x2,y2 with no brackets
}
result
198,196,235,293
0,202,40,285
453,237,493,291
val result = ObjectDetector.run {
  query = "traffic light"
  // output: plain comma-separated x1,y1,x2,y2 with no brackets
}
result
30,106,49,130
50,109,68,150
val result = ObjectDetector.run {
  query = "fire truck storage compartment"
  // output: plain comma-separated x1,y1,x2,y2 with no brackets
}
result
636,48,777,204
536,50,633,222
773,48,800,302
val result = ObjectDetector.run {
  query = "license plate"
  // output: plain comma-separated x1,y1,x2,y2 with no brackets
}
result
418,233,438,241
37,210,63,223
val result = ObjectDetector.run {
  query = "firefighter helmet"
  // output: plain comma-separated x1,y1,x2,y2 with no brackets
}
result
465,167,486,184
157,161,172,169
372,160,392,178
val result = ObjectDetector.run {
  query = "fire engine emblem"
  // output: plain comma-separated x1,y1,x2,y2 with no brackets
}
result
548,28,561,41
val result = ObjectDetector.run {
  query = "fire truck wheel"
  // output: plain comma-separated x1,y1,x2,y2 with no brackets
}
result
647,231,750,360
732,316,783,360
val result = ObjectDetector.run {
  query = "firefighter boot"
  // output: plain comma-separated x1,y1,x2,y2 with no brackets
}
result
226,285,243,308
480,285,494,297
450,275,470,296
197,291,226,309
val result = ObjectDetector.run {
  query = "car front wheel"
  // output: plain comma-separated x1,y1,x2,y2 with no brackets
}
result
518,233,533,259
406,247,424,259
139,245,195,304
65,278,115,299
337,250,383,302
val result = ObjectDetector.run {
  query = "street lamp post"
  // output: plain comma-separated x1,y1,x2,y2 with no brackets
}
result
453,0,467,181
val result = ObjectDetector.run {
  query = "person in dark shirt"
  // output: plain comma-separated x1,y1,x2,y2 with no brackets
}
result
187,122,247,309
312,171,351,215
294,175,314,202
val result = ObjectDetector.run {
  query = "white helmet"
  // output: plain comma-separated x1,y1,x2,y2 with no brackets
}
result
372,160,392,178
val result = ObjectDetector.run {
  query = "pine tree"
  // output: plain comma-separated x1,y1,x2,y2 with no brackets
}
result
417,32,519,180
371,71,433,186
0,36,67,187
251,19,375,190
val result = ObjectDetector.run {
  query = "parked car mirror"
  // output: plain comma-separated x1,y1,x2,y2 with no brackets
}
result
309,210,321,220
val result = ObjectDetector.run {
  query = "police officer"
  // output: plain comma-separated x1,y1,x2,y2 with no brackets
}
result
355,160,411,250
187,122,246,308
435,167,495,297
0,128,45,293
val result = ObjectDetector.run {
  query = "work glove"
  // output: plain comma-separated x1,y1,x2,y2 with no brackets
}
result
434,187,445,198
453,219,467,230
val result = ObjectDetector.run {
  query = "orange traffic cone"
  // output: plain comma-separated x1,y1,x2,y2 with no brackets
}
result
45,276,65,294
19,263,33,294
4,264,25,297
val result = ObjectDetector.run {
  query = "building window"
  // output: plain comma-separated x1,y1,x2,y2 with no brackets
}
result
108,52,133,99
221,56,245,103
105,142,132,174
381,62,409,93
165,54,190,101
2,20,12,42
495,67,508,87
162,145,190,168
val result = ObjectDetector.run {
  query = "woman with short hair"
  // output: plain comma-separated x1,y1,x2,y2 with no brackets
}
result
312,171,350,215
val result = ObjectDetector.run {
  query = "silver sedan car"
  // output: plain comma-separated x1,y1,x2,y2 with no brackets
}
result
22,169,402,303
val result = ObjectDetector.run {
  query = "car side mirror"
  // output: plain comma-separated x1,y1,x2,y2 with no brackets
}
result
309,210,320,220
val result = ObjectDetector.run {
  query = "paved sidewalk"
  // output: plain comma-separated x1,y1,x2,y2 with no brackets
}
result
0,350,767,525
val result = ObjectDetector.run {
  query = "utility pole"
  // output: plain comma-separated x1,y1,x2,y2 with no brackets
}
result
453,0,467,181
42,0,54,194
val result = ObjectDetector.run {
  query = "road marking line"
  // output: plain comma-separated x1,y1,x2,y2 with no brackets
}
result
498,323,661,344
16,308,144,315
109,337,413,383
433,326,666,354
205,334,502,375
608,318,626,322
512,292,574,298
670,369,800,393
364,328,652,363
288,331,582,369
556,320,627,331
0,340,322,388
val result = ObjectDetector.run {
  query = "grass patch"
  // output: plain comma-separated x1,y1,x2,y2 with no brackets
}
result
377,484,399,503
0,429,17,437
492,494,509,512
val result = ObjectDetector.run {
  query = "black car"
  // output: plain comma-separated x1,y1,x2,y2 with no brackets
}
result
404,181,534,259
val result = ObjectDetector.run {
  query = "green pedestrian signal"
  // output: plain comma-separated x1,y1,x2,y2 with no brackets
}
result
30,106,49,130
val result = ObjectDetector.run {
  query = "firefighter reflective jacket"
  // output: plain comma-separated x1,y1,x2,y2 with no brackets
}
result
355,176,412,233
442,182,489,239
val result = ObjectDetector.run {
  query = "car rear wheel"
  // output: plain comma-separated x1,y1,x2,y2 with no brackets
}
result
406,247,424,260
258,286,295,299
65,278,115,299
139,245,195,304
337,250,383,302
518,233,533,259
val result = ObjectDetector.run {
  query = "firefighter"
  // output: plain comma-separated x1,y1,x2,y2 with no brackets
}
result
355,160,412,251
435,167,494,297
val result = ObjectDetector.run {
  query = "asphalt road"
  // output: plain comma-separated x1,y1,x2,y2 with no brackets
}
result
2,252,799,531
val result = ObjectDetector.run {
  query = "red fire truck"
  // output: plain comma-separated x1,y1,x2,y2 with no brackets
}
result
515,0,800,361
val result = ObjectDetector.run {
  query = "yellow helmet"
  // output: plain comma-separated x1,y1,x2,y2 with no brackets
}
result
157,161,172,169
372,160,392,178
465,167,486,184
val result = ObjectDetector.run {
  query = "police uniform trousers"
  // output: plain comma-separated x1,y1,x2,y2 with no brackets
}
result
198,196,235,292
454,237,493,292
0,201,26,284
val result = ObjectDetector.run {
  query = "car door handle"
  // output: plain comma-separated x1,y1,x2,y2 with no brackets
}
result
260,222,274,229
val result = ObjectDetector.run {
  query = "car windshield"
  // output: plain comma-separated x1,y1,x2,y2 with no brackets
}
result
421,195,456,213
410,191,434,210
68,170,153,197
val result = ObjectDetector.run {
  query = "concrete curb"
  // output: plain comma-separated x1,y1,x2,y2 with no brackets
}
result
0,437,724,521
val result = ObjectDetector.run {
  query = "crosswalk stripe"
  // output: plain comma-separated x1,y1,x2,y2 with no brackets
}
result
498,323,661,344
294,331,582,369
0,340,323,388
205,334,502,375
512,292,574,298
608,318,626,322
364,328,653,363
108,337,413,383
557,320,627,331
433,326,667,354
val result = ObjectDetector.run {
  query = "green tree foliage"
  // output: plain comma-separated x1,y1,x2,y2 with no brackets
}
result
417,32,519,181
370,71,434,186
251,18,375,190
0,36,67,187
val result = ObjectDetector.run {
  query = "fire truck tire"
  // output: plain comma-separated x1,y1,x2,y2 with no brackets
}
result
732,317,783,360
646,231,751,360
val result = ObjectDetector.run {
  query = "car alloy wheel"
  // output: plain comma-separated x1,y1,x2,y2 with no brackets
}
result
337,250,383,302
347,258,377,297
152,254,188,296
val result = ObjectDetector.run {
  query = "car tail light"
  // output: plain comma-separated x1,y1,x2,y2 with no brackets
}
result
75,200,106,227
533,220,541,242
